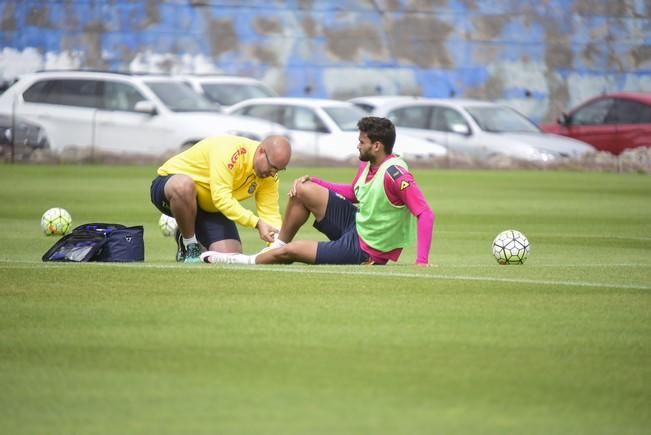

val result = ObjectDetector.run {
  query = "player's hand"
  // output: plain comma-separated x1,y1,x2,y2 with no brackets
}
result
256,219,279,243
288,175,311,197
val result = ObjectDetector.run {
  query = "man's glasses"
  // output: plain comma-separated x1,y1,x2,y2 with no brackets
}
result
263,148,282,174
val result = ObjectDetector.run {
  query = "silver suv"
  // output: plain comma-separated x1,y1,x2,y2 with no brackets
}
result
0,71,287,156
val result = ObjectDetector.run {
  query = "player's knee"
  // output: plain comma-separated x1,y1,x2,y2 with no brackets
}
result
294,180,317,202
168,175,196,198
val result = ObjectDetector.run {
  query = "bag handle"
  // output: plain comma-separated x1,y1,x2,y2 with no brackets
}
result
72,223,126,233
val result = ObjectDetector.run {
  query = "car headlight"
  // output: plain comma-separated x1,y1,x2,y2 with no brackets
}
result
528,149,556,162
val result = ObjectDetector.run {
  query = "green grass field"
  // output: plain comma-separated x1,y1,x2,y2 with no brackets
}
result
1,164,650,435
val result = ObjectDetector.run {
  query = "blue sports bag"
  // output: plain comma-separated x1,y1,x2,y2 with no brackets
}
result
42,223,144,262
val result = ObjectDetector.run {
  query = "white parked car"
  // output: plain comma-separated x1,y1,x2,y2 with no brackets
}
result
349,96,418,114
180,75,278,110
0,71,288,156
350,96,596,162
227,97,448,162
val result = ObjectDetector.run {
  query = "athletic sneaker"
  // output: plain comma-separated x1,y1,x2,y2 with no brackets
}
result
175,229,185,262
200,251,238,264
184,243,202,264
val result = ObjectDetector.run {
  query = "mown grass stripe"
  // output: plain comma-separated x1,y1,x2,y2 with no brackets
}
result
3,260,649,291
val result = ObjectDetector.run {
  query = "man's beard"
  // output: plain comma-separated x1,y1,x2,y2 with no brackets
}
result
358,150,371,161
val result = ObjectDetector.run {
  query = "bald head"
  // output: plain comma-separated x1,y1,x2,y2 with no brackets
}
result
254,135,292,178
262,135,291,167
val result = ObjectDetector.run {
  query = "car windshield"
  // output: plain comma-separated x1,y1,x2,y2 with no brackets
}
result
201,83,276,106
144,80,218,112
465,106,540,133
323,106,368,131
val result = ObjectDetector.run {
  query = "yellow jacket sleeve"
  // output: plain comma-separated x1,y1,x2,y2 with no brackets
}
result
208,145,259,228
255,176,282,229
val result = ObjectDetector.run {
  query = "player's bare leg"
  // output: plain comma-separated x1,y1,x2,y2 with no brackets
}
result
279,181,329,242
164,174,202,263
164,174,197,238
255,240,318,264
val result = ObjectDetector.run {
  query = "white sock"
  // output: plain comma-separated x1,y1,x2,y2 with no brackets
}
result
183,235,198,248
230,253,255,265
257,238,286,255
270,238,286,249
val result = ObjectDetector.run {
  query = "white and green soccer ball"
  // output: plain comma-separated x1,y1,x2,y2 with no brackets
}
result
492,229,530,265
158,213,178,237
41,207,72,236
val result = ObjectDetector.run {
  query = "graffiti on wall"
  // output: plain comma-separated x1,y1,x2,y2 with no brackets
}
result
0,0,649,122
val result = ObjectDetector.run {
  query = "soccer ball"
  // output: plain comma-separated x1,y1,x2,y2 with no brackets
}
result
41,207,72,236
492,229,530,265
158,213,178,237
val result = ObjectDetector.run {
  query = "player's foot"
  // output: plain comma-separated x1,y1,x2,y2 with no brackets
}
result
184,243,202,264
200,251,255,264
200,250,237,264
175,229,185,262
201,251,235,264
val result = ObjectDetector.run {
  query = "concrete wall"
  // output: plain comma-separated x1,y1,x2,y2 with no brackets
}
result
0,0,649,122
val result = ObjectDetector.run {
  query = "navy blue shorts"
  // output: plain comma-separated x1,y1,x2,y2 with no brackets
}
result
150,175,240,247
313,191,370,265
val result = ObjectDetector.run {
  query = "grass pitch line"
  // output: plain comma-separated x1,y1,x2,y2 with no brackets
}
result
2,260,649,291
216,265,651,291
441,230,651,243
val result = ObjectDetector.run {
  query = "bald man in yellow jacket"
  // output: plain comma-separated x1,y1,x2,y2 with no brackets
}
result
151,135,291,263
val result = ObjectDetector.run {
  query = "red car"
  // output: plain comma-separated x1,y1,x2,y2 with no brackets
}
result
540,92,651,155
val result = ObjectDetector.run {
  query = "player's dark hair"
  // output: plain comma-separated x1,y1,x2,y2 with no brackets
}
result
357,116,396,154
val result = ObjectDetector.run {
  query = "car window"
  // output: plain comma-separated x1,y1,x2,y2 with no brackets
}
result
22,80,51,103
432,107,468,132
387,106,430,128
641,103,651,123
572,98,614,125
323,106,366,131
240,105,284,124
103,81,146,111
465,106,540,133
612,99,650,124
23,79,102,109
287,107,327,132
351,102,375,113
200,83,276,106
144,80,216,112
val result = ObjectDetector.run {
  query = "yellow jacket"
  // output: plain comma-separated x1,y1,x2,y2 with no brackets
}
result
157,136,281,229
